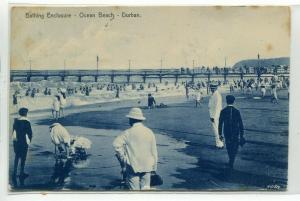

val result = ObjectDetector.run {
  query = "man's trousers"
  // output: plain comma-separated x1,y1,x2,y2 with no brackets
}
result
211,120,224,148
126,166,151,190
226,142,239,168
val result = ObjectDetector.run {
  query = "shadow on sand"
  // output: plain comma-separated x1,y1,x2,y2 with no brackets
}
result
172,158,287,190
33,99,288,191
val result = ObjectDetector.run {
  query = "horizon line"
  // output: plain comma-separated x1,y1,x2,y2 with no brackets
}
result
10,56,290,70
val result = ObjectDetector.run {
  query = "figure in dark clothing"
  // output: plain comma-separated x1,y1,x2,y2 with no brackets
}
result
148,93,156,109
44,88,48,95
25,89,30,96
218,95,245,169
31,88,36,98
185,84,189,99
13,93,18,105
12,108,33,183
116,85,120,98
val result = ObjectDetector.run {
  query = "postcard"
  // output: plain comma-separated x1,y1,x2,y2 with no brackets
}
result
8,6,290,192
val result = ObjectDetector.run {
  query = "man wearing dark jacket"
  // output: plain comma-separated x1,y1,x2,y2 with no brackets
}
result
12,107,33,179
148,93,156,109
218,95,245,169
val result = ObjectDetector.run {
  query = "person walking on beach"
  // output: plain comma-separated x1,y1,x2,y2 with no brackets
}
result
48,88,52,95
195,90,202,107
31,88,36,98
52,95,60,120
271,83,279,104
116,85,120,98
44,87,48,95
13,92,18,111
218,95,245,169
260,81,266,97
208,84,224,148
185,83,189,99
229,84,234,93
246,81,254,97
148,93,156,109
12,108,33,182
113,108,158,190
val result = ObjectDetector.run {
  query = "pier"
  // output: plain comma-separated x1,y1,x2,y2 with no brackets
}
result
10,69,289,83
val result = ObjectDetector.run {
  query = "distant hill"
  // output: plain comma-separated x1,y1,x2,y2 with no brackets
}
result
232,57,289,69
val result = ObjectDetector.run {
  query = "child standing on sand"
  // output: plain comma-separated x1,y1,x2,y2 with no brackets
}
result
13,92,18,111
195,90,202,107
52,95,60,120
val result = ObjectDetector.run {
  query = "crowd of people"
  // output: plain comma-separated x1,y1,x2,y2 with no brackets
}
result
229,76,289,103
10,74,289,190
11,80,203,116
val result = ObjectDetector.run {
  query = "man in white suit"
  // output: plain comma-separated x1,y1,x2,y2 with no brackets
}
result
208,84,224,148
113,108,158,190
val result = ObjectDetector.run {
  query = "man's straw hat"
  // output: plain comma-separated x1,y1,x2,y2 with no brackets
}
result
126,107,146,121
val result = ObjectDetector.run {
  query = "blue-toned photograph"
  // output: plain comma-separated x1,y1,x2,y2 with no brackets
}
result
9,6,289,191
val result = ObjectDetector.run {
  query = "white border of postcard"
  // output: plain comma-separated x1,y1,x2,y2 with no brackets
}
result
1,0,300,201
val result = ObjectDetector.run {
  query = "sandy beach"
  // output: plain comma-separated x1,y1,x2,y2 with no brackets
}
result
9,89,288,191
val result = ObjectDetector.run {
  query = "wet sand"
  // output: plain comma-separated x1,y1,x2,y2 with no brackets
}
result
9,90,288,191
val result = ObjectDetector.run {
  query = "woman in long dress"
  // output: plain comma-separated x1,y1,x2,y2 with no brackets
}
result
59,89,67,118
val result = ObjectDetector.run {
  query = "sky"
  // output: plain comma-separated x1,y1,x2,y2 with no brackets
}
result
10,6,290,70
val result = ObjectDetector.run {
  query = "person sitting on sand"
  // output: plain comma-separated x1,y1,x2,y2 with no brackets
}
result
113,108,158,190
157,103,168,108
49,122,71,158
52,95,60,120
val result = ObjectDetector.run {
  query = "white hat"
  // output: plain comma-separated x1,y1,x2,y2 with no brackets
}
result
126,107,146,120
210,84,218,89
61,88,67,93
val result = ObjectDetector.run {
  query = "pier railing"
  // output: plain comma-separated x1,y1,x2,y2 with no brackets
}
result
10,69,289,83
